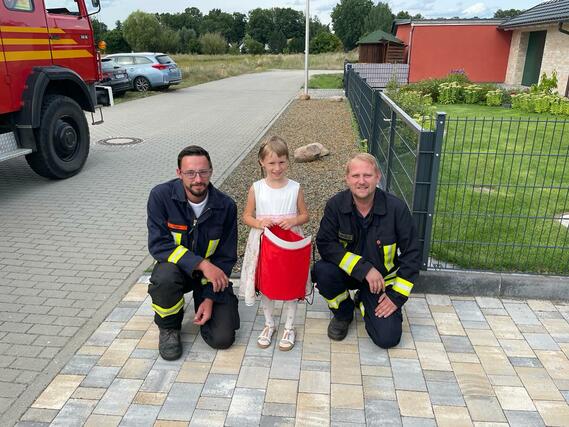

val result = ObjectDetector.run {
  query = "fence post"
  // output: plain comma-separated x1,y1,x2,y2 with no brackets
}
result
385,110,397,193
368,89,378,156
412,113,446,270
344,62,352,95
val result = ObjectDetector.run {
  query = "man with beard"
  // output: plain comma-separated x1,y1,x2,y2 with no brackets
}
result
147,145,240,360
313,153,420,348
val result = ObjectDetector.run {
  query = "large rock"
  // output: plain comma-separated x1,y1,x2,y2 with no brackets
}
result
294,143,330,163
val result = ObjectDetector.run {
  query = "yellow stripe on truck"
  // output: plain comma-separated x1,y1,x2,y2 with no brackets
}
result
2,49,93,62
0,26,65,34
2,38,77,45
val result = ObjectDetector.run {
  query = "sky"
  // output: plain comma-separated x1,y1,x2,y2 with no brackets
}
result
96,0,540,29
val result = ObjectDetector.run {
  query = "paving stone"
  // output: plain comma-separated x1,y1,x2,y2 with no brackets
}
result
196,396,231,411
397,391,433,418
401,417,437,427
93,378,142,416
534,400,569,426
331,351,361,385
504,303,540,326
98,338,139,367
20,408,58,423
296,393,329,426
133,392,167,406
365,399,401,426
176,361,211,383
117,358,154,380
158,382,202,421
523,333,560,350
358,339,390,366
262,402,296,418
119,404,161,427
363,376,396,400
140,369,178,393
211,345,246,375
81,366,120,388
190,409,227,426
237,366,269,389
72,386,106,400
331,384,363,409
225,387,264,426
51,398,97,426
516,366,564,400
508,356,542,368
84,414,122,426
433,405,472,427
259,415,295,426
299,370,330,394
201,374,237,398
269,341,302,380
441,336,474,353
465,396,506,422
331,407,365,423
453,301,485,322
416,342,452,371
60,355,99,375
452,362,493,396
504,410,545,426
32,375,84,410
426,380,465,406
391,358,426,391
410,325,441,343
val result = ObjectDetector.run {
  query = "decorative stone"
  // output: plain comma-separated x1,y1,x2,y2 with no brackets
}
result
329,96,344,102
293,143,330,163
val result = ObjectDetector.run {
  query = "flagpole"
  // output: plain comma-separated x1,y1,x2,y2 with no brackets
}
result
304,0,310,96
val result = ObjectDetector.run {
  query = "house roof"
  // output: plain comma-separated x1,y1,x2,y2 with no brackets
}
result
357,30,404,45
500,0,569,29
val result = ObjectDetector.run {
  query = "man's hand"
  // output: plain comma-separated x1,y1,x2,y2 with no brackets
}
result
194,298,213,325
375,293,397,318
197,259,228,292
365,267,385,294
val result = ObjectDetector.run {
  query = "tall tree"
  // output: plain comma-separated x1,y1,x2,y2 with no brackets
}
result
395,10,424,19
331,0,374,51
201,9,234,40
363,2,394,34
123,11,162,51
247,8,274,45
105,21,131,53
274,8,304,39
494,9,524,19
229,12,247,44
91,19,108,44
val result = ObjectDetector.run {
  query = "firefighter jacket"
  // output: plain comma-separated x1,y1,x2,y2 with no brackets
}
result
316,188,420,307
147,179,237,302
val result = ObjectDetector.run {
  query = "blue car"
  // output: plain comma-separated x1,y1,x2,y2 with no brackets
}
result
105,52,183,92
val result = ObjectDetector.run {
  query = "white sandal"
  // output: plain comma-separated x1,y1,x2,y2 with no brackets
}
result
257,325,275,349
278,328,296,351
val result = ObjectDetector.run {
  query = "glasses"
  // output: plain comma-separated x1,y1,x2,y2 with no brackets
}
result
180,169,212,179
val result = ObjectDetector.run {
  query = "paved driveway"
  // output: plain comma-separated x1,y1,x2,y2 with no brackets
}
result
0,70,307,425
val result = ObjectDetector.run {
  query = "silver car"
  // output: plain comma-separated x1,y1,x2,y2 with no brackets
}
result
105,52,182,92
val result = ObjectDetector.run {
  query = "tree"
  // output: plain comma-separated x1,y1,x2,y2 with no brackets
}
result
395,10,424,19
91,19,108,45
201,9,234,40
157,26,180,53
105,21,131,53
286,37,304,54
310,32,342,54
363,2,394,34
494,9,524,19
199,32,227,55
331,0,374,51
243,35,265,54
247,8,274,45
310,16,330,37
268,29,287,53
123,11,162,51
177,27,196,54
229,12,247,44
274,8,304,39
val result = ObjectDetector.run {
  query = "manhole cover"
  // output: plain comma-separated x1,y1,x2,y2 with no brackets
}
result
97,137,143,146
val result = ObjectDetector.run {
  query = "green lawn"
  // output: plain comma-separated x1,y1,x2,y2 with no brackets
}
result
308,73,344,89
430,104,569,274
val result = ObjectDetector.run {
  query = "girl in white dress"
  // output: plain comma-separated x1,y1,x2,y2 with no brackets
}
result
240,136,309,351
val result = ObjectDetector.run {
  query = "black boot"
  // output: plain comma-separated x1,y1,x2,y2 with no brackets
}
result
159,328,182,361
327,315,353,341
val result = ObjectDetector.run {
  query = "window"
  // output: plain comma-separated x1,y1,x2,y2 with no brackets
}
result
114,56,134,65
156,55,174,65
3,0,34,12
135,56,152,64
44,0,79,15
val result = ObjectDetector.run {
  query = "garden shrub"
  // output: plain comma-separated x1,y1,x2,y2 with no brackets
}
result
402,78,442,102
446,69,471,84
530,71,558,95
485,89,503,107
439,82,464,104
464,84,483,104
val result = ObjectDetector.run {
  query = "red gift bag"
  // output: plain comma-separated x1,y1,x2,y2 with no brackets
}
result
255,225,312,300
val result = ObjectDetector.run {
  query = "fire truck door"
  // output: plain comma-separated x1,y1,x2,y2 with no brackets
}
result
0,26,12,113
0,0,51,113
44,0,97,82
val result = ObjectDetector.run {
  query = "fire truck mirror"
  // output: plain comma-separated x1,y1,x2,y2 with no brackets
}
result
91,0,100,7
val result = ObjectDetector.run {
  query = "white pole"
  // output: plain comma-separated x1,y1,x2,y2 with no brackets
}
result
304,0,310,96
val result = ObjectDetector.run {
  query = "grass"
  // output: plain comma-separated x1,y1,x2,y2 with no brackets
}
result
430,104,569,274
308,73,344,89
114,52,355,104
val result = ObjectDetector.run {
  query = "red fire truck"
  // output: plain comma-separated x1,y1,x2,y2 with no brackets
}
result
0,0,110,179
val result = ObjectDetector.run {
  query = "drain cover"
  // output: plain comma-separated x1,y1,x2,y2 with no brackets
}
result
97,137,143,146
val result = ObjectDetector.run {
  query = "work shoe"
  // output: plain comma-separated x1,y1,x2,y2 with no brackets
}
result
159,328,182,361
327,316,353,341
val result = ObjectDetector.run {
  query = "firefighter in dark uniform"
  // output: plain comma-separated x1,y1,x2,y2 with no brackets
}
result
147,145,240,360
314,153,420,348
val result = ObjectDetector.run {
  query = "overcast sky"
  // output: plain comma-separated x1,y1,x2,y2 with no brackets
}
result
96,0,540,28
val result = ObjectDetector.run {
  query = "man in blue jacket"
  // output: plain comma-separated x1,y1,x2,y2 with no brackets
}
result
147,145,239,360
314,153,420,348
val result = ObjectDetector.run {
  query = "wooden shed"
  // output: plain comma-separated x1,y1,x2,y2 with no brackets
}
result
357,30,406,63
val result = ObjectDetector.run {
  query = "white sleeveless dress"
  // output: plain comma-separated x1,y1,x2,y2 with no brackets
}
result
240,179,310,306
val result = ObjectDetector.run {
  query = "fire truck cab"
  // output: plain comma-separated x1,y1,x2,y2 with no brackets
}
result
0,0,109,179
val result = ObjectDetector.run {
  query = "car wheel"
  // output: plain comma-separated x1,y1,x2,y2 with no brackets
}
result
133,76,151,92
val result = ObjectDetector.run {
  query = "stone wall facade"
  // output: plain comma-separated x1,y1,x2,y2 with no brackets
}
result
504,24,569,96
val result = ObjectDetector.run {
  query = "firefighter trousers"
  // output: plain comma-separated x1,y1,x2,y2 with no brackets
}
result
148,262,240,350
313,260,402,349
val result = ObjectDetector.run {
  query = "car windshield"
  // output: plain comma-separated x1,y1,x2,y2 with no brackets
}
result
101,60,120,71
156,55,174,65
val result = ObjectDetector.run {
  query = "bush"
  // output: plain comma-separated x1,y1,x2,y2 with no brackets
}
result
403,78,442,101
531,70,558,95
485,89,503,107
439,82,464,104
464,84,483,104
243,35,265,55
199,32,227,55
310,32,343,54
446,69,471,84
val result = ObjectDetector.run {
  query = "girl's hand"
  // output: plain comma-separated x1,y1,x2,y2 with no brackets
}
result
258,218,274,229
278,218,296,230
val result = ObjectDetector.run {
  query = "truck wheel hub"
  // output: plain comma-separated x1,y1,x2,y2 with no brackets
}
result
54,119,78,160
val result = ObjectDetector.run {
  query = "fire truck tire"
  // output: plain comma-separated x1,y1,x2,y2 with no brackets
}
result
26,95,90,179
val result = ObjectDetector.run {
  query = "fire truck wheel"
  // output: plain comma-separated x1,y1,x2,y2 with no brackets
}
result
133,76,150,92
26,95,90,179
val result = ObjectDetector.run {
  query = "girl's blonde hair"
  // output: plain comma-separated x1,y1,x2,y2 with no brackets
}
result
258,135,289,163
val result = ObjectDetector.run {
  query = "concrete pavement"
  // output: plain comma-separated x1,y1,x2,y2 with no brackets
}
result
0,70,309,425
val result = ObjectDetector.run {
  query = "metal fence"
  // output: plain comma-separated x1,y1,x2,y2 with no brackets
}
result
348,63,409,88
345,64,569,275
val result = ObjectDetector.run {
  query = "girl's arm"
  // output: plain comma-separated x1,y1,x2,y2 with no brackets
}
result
243,185,273,229
279,187,309,230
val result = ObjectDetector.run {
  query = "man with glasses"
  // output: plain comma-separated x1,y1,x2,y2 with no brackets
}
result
147,145,240,360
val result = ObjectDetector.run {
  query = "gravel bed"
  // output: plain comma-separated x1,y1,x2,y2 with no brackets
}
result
220,98,362,272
